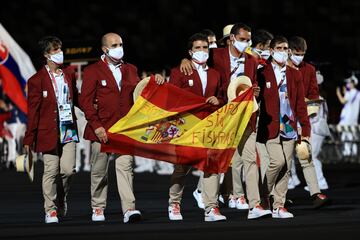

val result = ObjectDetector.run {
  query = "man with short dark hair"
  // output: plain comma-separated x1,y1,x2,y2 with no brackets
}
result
168,33,226,222
180,23,263,218
24,36,78,223
200,29,218,48
251,29,273,67
257,36,310,218
287,36,329,208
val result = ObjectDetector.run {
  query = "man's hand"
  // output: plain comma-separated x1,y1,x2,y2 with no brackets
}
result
206,96,220,106
154,74,165,85
253,86,260,97
95,127,108,143
24,145,30,154
180,59,195,76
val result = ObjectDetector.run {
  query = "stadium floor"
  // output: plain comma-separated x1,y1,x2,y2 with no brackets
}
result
1,161,360,239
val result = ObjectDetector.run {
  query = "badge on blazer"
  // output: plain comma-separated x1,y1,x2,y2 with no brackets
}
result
188,79,194,87
42,91,48,98
266,82,271,89
101,80,107,86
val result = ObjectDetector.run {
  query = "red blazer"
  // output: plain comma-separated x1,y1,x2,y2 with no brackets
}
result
169,65,223,105
298,61,319,100
211,47,258,102
80,60,139,142
23,66,78,152
211,47,258,131
257,63,310,143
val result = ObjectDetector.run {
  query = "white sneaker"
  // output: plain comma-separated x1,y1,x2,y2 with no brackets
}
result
288,177,295,190
292,176,301,187
192,170,202,177
83,164,91,172
168,203,183,221
236,196,249,210
156,168,173,175
92,208,105,222
193,189,205,209
218,195,225,204
319,179,329,190
204,208,226,222
45,210,59,224
228,197,236,208
248,205,272,219
272,207,294,218
123,209,142,223
134,165,153,173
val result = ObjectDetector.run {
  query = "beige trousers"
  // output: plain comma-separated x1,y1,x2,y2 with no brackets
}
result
232,147,245,199
298,156,321,196
237,126,261,208
42,142,76,212
265,135,295,209
169,164,219,212
90,142,135,213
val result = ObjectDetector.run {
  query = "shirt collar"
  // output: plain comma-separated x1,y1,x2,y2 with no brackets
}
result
271,62,286,72
101,54,122,68
229,48,245,62
192,61,209,71
45,65,63,77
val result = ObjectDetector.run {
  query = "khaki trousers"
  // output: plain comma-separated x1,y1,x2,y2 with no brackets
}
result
169,164,219,212
90,142,135,213
298,154,321,196
232,148,245,199
265,135,295,209
43,142,76,212
237,126,261,208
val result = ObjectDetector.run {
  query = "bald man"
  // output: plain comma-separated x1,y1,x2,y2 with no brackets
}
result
80,33,164,223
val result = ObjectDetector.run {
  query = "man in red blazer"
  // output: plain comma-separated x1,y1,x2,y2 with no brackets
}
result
257,36,311,218
180,23,261,215
168,33,226,222
287,36,328,208
80,32,164,223
23,36,78,224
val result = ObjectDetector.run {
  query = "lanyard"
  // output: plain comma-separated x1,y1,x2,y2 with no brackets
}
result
230,59,245,77
45,65,69,104
277,70,286,89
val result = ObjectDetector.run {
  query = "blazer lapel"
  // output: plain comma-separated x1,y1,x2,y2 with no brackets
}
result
192,70,204,96
98,60,121,94
285,66,293,100
244,53,251,81
41,66,57,103
204,70,215,98
223,48,231,82
264,64,277,91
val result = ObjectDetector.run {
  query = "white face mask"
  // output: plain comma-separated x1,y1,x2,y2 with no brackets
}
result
209,43,217,49
48,51,64,65
290,54,304,66
260,49,271,60
233,38,249,53
191,51,209,64
107,46,124,61
272,51,288,64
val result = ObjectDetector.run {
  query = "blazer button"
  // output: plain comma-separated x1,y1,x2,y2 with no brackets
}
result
54,110,57,113
54,118,57,122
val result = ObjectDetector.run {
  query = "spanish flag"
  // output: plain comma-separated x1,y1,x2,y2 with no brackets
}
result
102,76,254,174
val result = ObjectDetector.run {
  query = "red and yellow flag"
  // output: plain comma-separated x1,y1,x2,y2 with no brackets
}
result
102,76,254,173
